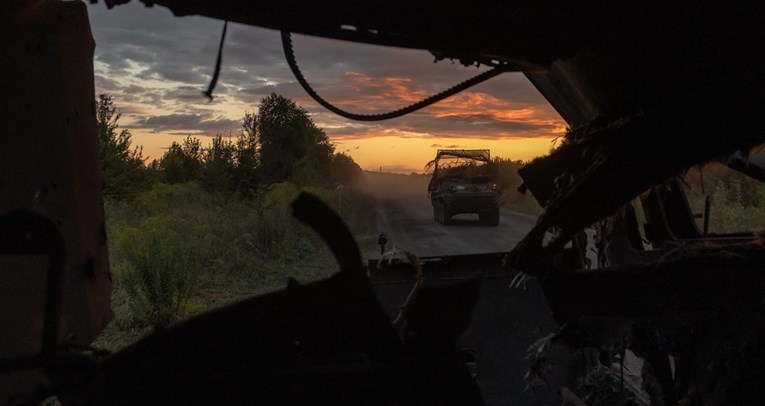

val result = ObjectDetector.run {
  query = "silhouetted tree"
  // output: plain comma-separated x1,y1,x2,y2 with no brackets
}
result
232,112,259,194
292,126,334,186
159,135,203,183
201,134,236,193
256,93,334,185
96,94,149,199
329,152,362,185
493,157,542,214
152,94,364,193
492,157,525,192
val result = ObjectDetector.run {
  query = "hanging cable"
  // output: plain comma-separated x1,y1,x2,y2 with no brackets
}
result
281,30,510,121
203,21,228,101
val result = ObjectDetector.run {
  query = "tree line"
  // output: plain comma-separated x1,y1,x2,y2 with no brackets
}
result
97,93,362,200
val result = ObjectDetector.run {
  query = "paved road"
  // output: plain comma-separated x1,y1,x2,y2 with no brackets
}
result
375,194,537,258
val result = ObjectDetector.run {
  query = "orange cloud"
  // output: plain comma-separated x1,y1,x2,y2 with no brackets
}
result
339,71,431,107
321,72,566,138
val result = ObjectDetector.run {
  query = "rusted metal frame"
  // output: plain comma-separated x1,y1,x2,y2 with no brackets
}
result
0,210,65,373
2,1,113,368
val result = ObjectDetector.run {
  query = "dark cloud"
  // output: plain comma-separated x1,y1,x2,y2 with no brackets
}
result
119,84,164,105
132,113,239,133
94,74,123,94
317,109,558,142
287,34,493,87
236,82,305,104
91,4,220,60
167,131,212,137
89,2,549,107
402,113,559,138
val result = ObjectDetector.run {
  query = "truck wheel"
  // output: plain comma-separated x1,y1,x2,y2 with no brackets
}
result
442,205,451,225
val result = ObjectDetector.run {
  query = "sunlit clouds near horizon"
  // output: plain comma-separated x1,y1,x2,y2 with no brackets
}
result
87,2,566,173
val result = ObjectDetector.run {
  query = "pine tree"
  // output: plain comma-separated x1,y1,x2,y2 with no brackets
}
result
96,94,149,199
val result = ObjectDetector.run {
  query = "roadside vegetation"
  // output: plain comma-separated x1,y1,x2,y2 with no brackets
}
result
492,157,543,215
493,155,765,227
682,161,765,233
94,94,375,351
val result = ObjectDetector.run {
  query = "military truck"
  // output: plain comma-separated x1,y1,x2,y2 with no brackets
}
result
427,149,500,226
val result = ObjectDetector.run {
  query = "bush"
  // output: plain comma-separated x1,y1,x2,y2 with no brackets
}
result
492,157,543,215
256,183,298,256
499,189,543,215
96,94,150,200
115,219,198,328
683,163,765,234
706,180,765,233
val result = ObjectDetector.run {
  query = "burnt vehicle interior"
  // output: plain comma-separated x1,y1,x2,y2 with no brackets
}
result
3,0,765,404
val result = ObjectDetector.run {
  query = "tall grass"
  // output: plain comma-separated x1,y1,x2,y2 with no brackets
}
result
102,181,376,341
682,163,765,234
117,224,196,328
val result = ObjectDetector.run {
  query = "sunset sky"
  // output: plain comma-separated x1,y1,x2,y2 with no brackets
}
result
87,2,567,173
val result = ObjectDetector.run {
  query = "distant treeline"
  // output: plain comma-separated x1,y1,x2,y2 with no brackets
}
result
97,93,362,200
